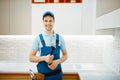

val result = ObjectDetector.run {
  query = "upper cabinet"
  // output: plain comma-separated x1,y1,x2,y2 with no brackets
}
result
0,0,10,35
9,0,31,35
96,8,120,30
32,0,82,3
0,0,31,35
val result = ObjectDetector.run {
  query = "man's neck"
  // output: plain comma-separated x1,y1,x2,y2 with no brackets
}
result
46,30,54,35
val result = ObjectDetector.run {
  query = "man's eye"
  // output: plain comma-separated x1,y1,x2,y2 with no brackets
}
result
49,20,52,22
45,20,48,22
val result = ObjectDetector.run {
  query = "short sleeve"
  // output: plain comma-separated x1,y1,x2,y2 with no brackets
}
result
59,36,66,51
32,36,40,51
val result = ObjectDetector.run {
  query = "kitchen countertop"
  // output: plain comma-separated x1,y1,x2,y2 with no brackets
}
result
79,71,120,80
0,62,98,73
0,62,120,80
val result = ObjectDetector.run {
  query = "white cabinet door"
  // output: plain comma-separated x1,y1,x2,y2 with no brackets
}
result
0,0,10,35
10,0,31,35
0,0,31,35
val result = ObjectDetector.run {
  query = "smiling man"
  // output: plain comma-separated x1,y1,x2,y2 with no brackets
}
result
29,11,68,80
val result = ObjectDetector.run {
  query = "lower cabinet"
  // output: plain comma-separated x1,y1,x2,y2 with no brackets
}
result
0,73,80,80
63,73,80,80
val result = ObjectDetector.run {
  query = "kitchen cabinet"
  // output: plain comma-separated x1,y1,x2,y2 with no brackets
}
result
0,0,10,35
0,73,31,80
0,0,31,35
63,73,80,80
96,8,120,30
0,73,80,80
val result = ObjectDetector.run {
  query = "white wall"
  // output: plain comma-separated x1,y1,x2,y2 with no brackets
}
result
0,35,112,64
32,4,82,35
0,35,117,73
103,29,120,75
32,0,96,35
81,0,96,35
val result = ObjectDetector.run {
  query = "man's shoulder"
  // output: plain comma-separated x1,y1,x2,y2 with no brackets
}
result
34,34,41,41
55,33,64,40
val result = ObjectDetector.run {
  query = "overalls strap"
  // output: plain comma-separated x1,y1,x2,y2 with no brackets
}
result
39,34,46,47
56,34,59,46
39,34,59,47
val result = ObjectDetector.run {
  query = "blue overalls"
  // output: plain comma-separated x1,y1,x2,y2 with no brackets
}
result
37,34,62,80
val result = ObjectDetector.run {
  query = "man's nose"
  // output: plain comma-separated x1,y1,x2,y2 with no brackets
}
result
46,21,50,24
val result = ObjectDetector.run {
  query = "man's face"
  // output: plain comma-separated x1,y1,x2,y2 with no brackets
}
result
43,15,54,31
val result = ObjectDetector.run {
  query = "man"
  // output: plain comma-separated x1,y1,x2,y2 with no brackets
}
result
29,11,68,80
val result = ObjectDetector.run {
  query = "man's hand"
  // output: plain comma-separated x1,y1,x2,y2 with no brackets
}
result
44,54,54,64
48,60,59,70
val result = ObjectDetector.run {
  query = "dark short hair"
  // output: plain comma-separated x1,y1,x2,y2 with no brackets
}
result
42,11,55,20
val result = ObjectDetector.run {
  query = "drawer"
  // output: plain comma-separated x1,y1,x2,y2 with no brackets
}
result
0,73,80,80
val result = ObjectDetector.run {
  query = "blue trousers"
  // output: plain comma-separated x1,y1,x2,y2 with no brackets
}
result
44,72,62,80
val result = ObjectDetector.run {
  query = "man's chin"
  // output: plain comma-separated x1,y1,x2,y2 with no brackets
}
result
46,29,52,31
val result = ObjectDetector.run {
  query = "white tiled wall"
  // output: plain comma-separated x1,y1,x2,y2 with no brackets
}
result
2,35,120,75
0,35,113,64
103,29,120,75
64,35,106,63
0,36,34,63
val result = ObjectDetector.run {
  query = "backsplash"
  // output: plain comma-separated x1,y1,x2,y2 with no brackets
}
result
103,29,120,75
0,36,34,63
64,35,105,63
0,35,112,64
0,35,120,75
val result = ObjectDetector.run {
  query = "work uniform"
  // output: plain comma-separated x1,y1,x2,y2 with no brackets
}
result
32,32,66,80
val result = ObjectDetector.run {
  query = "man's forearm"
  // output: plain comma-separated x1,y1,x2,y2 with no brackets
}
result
29,55,45,63
57,55,68,64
